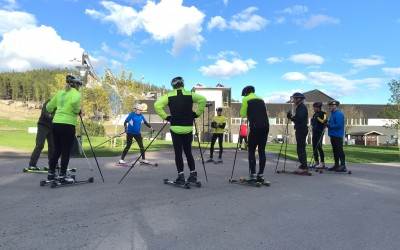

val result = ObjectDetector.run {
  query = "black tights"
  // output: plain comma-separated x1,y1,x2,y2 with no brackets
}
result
210,133,223,158
121,134,145,160
247,127,269,175
171,130,195,173
49,123,75,175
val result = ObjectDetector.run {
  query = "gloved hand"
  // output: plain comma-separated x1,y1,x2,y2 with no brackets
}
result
286,111,292,119
192,112,199,118
165,116,171,121
150,127,155,132
324,120,330,127
124,125,127,131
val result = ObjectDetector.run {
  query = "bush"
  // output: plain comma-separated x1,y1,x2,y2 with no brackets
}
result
76,119,105,136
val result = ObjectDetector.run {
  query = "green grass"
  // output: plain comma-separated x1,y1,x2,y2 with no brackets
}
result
0,117,398,163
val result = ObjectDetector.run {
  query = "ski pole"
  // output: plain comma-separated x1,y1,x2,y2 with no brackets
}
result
119,122,168,184
75,135,94,171
79,114,105,182
230,119,243,180
94,131,126,148
194,120,208,182
275,119,290,173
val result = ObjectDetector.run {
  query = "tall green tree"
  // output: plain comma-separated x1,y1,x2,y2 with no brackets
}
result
380,79,400,154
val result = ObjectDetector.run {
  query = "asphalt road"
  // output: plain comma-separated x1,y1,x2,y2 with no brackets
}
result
0,148,399,250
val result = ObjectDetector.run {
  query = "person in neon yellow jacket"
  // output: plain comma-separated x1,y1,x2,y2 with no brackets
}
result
45,75,82,183
154,76,206,184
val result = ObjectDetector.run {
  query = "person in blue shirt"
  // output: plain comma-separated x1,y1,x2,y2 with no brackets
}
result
118,104,154,165
324,100,346,172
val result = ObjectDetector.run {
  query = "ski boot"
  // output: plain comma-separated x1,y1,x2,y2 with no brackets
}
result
28,165,41,171
187,171,197,183
119,159,127,164
309,162,318,168
335,165,347,172
217,157,223,163
47,172,56,181
316,162,325,169
174,172,185,185
256,173,264,183
248,173,257,183
57,173,75,184
206,158,214,163
327,165,339,171
140,159,149,164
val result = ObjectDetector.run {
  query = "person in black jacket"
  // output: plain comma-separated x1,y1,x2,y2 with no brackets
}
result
310,102,326,169
28,99,55,170
287,92,309,174
240,85,270,182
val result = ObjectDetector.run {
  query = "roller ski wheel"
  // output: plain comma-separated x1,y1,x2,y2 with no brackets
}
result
163,179,191,189
39,180,46,186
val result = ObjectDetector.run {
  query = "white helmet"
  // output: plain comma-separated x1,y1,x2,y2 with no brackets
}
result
134,103,143,110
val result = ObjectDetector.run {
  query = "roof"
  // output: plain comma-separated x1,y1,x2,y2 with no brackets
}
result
285,89,334,103
349,131,384,136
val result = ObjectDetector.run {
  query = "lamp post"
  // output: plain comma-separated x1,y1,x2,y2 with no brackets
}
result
76,65,88,155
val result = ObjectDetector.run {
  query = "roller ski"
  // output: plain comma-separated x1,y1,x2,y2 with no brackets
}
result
317,165,352,174
276,168,312,176
163,173,190,189
139,159,158,167
186,171,201,188
229,174,270,187
23,166,48,174
23,166,76,173
40,173,94,188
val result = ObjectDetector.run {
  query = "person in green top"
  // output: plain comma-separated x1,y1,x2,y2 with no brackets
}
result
154,76,206,184
207,107,227,163
45,75,82,183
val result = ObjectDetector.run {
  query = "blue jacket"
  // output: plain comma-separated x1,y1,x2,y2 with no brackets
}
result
124,112,150,134
328,109,345,138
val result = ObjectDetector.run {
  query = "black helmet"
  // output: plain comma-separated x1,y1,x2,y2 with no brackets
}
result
171,76,184,89
327,100,340,106
313,102,323,108
216,107,222,112
66,75,82,86
292,92,305,99
241,85,255,96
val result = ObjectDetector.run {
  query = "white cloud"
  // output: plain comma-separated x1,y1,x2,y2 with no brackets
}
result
289,53,324,64
86,0,205,55
281,5,308,15
207,50,239,60
0,10,37,35
348,55,385,67
1,0,18,10
0,25,84,72
294,14,340,29
207,16,227,30
264,91,292,103
223,0,228,6
282,72,307,81
200,58,257,78
266,57,284,64
208,7,268,32
382,67,400,76
85,1,142,35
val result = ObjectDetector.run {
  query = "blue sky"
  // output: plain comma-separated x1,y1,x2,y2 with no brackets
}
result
0,0,399,104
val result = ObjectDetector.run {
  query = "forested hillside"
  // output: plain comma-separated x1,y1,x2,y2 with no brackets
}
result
0,69,165,119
